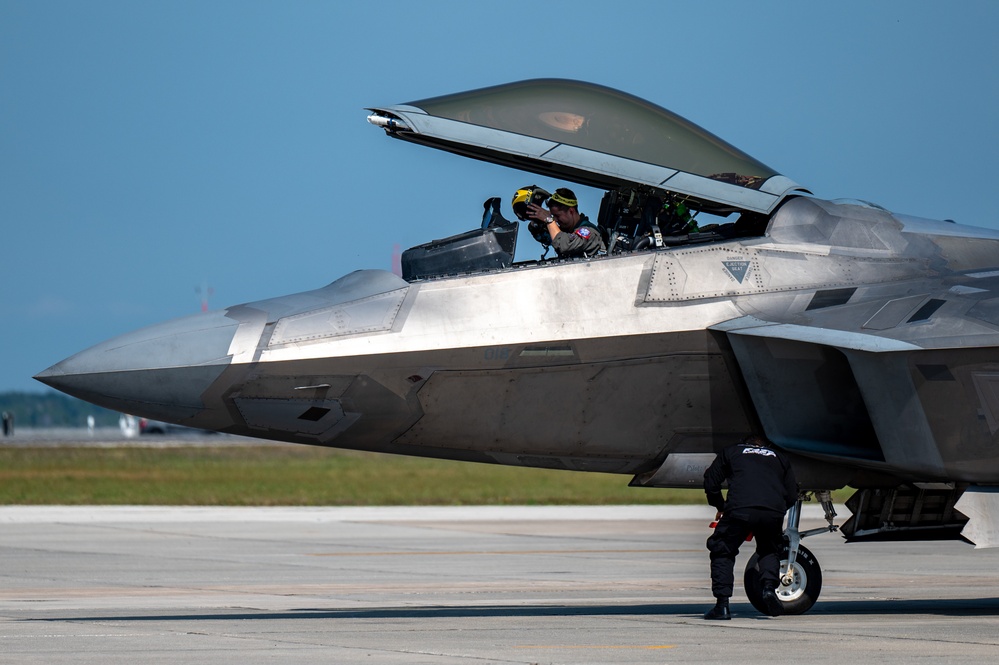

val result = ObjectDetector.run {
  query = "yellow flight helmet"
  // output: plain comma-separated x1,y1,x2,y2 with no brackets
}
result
511,185,550,221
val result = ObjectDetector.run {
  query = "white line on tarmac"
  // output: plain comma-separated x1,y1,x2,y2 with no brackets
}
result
0,504,838,523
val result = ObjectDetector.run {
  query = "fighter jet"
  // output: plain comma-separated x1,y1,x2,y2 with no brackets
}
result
36,79,999,614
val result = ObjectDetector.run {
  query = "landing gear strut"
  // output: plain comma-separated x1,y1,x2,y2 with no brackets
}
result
743,491,838,615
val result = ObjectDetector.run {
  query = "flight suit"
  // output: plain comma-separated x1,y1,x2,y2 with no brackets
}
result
703,439,798,600
551,214,605,258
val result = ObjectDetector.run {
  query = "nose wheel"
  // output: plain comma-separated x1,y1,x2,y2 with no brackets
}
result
742,492,836,615
743,543,822,615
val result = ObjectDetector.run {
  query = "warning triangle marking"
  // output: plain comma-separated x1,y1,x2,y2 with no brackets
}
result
723,260,751,283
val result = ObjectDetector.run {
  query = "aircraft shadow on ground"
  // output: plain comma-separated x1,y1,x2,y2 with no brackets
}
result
35,598,999,623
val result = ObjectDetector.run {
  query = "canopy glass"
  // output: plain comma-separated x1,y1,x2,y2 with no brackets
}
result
406,79,777,189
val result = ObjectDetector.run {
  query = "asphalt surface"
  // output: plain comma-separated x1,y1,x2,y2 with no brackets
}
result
2,505,999,664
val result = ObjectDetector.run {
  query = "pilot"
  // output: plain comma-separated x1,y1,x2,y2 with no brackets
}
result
523,187,605,258
702,434,798,620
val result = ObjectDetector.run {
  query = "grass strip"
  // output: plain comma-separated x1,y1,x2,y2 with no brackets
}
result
0,445,694,505
0,446,853,506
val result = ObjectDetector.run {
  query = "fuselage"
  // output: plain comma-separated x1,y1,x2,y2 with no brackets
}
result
36,196,999,488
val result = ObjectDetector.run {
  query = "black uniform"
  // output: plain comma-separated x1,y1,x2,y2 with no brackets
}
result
703,438,798,600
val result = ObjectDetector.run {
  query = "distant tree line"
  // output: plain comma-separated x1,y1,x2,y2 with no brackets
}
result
0,391,121,428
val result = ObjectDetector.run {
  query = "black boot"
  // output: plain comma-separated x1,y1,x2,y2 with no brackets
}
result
761,587,783,617
703,598,731,620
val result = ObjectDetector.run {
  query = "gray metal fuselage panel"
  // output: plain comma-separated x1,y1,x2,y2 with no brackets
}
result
36,195,999,487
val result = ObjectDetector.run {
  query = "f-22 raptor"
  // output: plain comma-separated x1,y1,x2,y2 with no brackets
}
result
37,79,999,614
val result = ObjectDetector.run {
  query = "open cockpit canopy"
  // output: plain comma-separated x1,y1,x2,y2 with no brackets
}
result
368,79,804,216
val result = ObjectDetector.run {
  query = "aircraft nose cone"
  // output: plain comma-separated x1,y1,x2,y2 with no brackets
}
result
35,310,241,423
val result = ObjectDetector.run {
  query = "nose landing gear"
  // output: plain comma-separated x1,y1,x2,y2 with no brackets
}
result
744,542,822,615
743,491,838,615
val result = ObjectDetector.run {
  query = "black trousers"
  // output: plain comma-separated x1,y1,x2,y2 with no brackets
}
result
706,508,785,599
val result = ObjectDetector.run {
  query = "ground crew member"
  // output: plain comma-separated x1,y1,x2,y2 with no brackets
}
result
523,187,605,258
702,435,798,619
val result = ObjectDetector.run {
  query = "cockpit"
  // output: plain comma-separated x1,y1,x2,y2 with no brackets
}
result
367,79,807,281
397,187,775,281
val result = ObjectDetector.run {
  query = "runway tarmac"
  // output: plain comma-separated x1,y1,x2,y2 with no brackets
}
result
3,505,999,664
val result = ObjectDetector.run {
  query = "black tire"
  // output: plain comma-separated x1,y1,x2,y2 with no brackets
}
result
744,543,822,615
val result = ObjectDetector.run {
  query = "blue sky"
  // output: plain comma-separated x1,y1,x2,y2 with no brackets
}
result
2,1,997,393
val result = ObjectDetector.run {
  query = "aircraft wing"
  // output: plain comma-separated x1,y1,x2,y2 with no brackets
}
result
711,274,999,484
